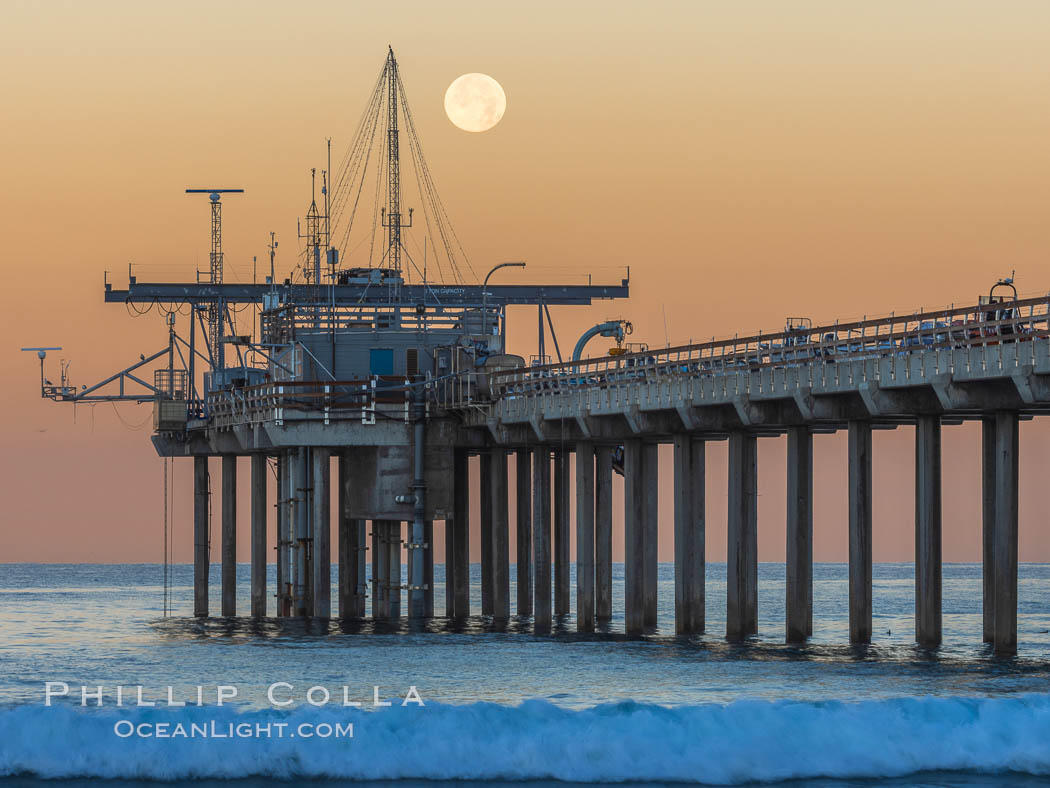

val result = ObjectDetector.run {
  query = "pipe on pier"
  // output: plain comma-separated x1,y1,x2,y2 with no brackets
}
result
490,450,510,619
674,435,705,635
516,448,533,616
727,432,758,641
221,455,237,617
595,446,613,623
193,456,209,617
848,421,872,644
915,415,942,648
533,448,552,633
786,427,812,643
576,441,595,632
993,410,1019,656
250,454,267,619
554,449,571,616
292,448,312,617
312,449,331,619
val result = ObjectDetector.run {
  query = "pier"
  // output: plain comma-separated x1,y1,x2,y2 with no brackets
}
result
27,49,1045,657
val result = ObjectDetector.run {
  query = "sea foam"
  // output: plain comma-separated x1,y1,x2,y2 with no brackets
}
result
2,694,1049,783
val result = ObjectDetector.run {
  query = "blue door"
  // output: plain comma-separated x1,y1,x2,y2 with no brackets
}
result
369,348,394,375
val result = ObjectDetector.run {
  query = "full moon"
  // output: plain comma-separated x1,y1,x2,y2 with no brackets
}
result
444,73,506,133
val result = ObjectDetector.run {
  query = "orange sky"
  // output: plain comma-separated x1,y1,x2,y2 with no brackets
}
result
2,0,1050,563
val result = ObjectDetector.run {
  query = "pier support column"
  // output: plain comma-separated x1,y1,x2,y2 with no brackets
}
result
554,449,571,616
276,454,289,617
993,411,1019,656
387,520,402,619
480,452,493,615
193,456,209,617
490,450,510,619
915,415,942,648
576,441,595,632
595,446,613,623
292,448,313,617
312,449,331,619
221,455,237,617
372,519,388,619
533,447,552,633
643,442,659,628
449,449,470,618
424,521,434,618
848,421,872,644
674,435,705,635
727,432,758,641
250,454,267,619
516,448,533,616
786,427,812,643
981,416,996,643
624,439,645,635
338,454,367,619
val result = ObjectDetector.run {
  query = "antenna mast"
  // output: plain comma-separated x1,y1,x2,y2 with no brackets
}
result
186,188,243,371
382,47,411,275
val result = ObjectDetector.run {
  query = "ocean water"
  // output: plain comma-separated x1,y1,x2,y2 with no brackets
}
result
1,562,1049,785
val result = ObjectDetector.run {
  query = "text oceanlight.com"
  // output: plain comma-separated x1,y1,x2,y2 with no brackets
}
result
112,720,354,739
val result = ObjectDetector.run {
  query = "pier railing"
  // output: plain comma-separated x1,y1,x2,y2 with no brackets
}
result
468,295,1050,405
206,376,417,428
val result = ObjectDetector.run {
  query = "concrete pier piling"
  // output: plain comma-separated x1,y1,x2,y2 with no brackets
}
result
674,435,705,635
278,453,294,616
516,448,533,616
490,450,510,619
785,427,812,643
312,449,331,619
727,432,758,641
337,454,367,619
193,455,209,618
624,439,645,635
554,449,571,616
372,519,387,619
533,448,552,633
480,452,493,616
424,520,434,618
847,421,872,644
450,448,470,618
250,454,267,619
221,455,237,617
915,415,942,647
387,520,402,619
643,442,659,628
993,410,1019,656
576,441,595,632
595,446,613,623
981,416,996,643
292,448,312,617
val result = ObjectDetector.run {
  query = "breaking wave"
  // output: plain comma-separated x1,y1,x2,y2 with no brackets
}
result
2,694,1050,783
